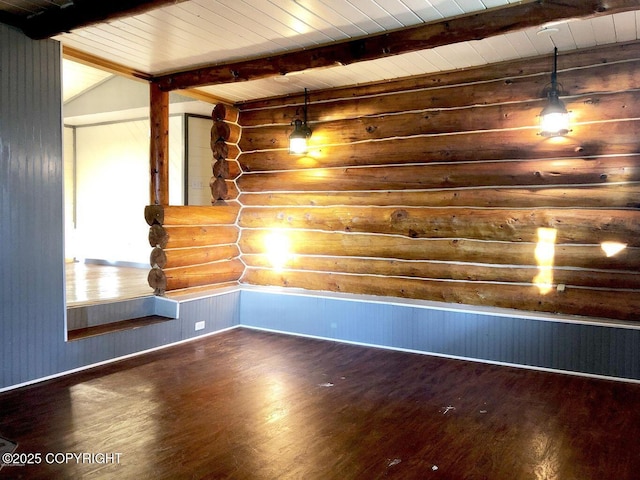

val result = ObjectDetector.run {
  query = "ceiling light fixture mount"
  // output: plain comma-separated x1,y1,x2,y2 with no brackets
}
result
289,88,312,155
539,46,570,137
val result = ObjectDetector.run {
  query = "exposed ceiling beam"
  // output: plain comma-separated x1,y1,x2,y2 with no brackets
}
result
16,0,190,40
62,45,233,105
153,0,639,92
63,46,151,82
177,88,234,106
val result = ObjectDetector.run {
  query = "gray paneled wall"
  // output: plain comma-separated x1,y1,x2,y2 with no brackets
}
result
1,23,65,387
240,289,640,381
0,23,239,391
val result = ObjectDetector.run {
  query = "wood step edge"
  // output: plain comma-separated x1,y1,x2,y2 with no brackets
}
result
67,315,174,341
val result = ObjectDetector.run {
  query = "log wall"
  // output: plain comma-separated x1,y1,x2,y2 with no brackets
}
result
235,41,640,322
145,104,242,294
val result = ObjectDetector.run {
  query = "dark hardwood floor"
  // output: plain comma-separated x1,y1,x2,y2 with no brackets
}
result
1,328,639,479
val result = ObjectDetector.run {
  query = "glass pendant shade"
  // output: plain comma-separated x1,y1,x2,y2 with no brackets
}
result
539,91,569,137
289,118,311,154
289,88,312,155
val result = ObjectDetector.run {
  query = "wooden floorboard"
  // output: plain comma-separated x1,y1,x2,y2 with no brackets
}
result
1,328,639,479
65,263,153,306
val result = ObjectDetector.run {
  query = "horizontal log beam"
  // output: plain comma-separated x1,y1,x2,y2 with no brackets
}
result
238,184,640,210
239,62,640,129
241,268,640,321
237,155,640,192
150,259,244,292
153,0,640,91
211,122,242,145
144,204,240,226
211,103,240,124
243,254,640,290
238,41,640,114
151,245,240,269
238,229,640,271
14,0,190,40
63,45,150,82
238,122,640,172
239,91,640,152
239,207,640,246
150,225,239,249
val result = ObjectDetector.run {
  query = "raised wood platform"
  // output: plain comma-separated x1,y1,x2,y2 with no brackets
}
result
1,328,639,478
65,263,152,307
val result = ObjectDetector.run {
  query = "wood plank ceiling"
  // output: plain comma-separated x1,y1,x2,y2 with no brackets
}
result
1,0,639,103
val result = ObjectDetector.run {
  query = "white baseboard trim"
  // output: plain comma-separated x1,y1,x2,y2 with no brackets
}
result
241,324,640,385
0,325,241,394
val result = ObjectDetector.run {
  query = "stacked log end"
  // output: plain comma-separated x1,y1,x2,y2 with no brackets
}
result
210,103,231,205
144,204,243,295
143,102,243,295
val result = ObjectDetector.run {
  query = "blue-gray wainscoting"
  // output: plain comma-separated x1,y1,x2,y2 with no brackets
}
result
239,288,640,382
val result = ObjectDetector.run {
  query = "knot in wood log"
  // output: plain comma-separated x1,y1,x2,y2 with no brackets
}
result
390,209,408,222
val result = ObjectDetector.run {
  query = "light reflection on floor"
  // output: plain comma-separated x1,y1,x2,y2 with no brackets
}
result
65,263,153,306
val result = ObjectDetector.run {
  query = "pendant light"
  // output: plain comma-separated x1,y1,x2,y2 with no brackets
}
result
289,88,312,154
539,47,569,137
